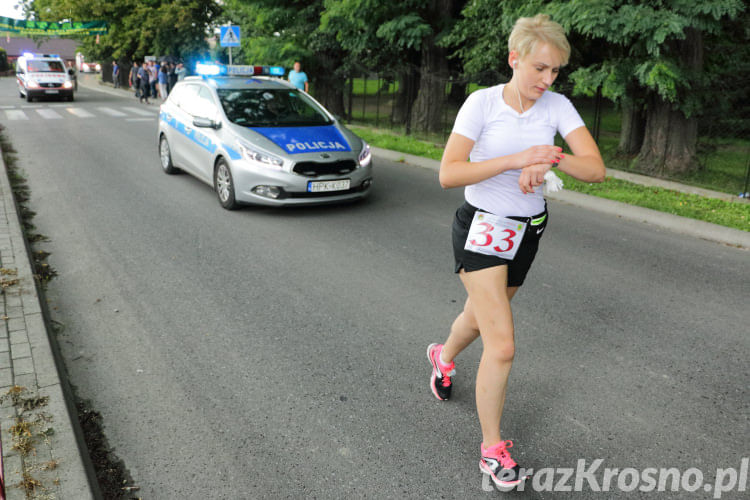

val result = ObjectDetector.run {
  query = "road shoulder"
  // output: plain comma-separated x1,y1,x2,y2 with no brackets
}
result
0,144,96,499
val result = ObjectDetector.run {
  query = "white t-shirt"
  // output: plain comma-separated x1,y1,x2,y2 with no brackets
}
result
452,84,585,217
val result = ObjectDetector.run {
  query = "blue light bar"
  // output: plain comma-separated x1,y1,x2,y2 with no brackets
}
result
195,62,225,76
268,66,285,76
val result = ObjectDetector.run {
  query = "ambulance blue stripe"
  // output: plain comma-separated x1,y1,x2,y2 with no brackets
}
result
160,111,218,155
249,125,351,155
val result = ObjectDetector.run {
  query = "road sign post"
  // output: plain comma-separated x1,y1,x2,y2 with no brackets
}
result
220,24,241,66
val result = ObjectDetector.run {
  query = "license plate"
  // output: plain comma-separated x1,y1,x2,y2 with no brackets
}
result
307,179,350,193
44,89,59,94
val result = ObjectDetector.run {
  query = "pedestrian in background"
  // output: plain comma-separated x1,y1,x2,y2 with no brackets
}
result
66,61,77,91
175,62,187,81
130,62,140,98
112,60,120,88
148,61,158,101
167,62,177,94
288,61,309,92
427,13,605,490
138,62,150,104
158,64,169,100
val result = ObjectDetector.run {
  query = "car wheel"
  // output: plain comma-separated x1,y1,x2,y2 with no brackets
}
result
68,94,74,102
25,92,32,102
159,135,179,174
18,91,23,99
214,159,238,210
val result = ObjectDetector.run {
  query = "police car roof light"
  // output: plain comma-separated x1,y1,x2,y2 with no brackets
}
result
23,52,35,59
195,62,225,76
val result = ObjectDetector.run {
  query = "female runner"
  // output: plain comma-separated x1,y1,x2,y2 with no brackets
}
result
427,14,606,488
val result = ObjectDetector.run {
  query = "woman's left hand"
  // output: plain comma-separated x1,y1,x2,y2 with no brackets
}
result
518,163,553,194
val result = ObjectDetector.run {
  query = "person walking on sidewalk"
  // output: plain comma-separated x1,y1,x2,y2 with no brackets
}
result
112,60,120,88
175,62,187,81
167,62,177,94
158,64,169,100
148,61,158,101
427,13,605,490
130,62,140,98
138,62,151,104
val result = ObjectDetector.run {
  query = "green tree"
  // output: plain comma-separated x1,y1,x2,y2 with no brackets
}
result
554,0,745,175
222,0,349,116
323,0,467,134
447,0,746,175
28,0,220,65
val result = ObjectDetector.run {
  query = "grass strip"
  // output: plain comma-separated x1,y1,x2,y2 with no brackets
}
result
558,174,749,231
350,125,749,232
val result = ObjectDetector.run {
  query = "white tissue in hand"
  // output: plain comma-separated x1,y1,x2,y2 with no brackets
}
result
544,170,564,192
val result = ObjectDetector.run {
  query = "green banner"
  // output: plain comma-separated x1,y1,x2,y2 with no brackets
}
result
0,16,108,36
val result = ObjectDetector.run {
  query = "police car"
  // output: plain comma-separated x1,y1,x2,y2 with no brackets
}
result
157,63,373,209
16,53,75,102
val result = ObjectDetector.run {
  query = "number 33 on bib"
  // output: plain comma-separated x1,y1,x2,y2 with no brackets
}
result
464,212,527,260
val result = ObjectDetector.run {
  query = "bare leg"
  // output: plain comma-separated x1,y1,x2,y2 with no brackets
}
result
459,266,516,448
441,285,518,364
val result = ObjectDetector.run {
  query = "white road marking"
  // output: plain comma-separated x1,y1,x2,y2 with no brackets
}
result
66,108,95,118
122,106,156,116
96,107,126,117
36,109,63,119
4,110,28,120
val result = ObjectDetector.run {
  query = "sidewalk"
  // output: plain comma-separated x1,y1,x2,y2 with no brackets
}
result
0,149,95,497
372,147,750,249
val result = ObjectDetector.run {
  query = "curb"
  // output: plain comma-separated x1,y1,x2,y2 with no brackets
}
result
0,144,97,498
371,147,750,249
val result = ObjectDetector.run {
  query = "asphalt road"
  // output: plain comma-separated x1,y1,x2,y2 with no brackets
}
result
1,77,748,499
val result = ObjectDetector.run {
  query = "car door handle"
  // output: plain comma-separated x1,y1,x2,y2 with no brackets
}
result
184,126,192,134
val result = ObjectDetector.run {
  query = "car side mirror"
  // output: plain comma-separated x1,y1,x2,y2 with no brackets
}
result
68,69,75,76
193,117,221,129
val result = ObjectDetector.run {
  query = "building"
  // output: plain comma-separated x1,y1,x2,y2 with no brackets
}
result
0,37,79,65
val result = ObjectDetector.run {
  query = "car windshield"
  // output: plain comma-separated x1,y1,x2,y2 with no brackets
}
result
28,60,64,73
217,88,333,127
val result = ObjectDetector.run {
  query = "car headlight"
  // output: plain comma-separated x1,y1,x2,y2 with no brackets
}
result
63,81,73,89
26,79,40,89
358,141,372,168
236,141,284,169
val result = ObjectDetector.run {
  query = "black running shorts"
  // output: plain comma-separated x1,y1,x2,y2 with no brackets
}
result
452,201,548,287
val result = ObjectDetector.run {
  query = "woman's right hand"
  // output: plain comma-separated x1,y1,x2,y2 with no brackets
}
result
514,145,563,169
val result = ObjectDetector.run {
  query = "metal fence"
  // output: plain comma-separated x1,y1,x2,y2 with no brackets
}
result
331,70,749,197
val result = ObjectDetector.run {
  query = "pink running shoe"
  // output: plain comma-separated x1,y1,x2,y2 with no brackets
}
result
479,440,529,488
427,343,455,400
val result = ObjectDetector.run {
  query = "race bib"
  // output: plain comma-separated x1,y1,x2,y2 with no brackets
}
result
464,211,527,261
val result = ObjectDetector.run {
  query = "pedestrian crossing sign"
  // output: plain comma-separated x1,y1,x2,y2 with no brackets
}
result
220,26,241,47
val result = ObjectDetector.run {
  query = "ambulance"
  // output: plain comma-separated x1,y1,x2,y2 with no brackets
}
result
16,52,75,102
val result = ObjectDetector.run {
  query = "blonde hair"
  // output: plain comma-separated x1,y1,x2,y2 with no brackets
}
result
508,14,570,66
